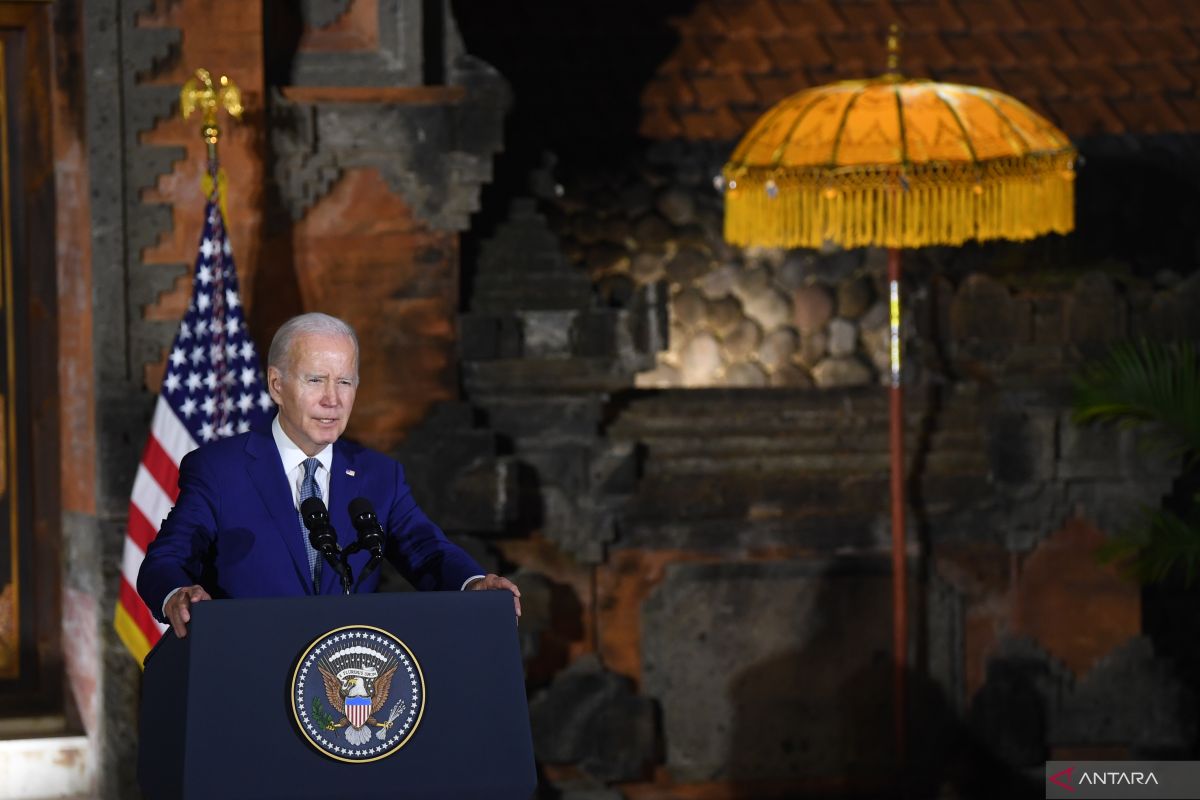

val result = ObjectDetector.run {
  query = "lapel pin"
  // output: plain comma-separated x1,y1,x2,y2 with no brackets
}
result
345,469,356,477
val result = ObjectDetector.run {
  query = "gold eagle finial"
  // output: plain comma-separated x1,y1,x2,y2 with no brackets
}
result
180,68,242,213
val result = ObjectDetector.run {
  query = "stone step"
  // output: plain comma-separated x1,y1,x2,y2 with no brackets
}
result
607,387,989,437
623,427,986,457
637,449,988,477
626,470,993,518
0,733,92,800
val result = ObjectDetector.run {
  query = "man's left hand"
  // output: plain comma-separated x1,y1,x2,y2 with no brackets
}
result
467,573,521,619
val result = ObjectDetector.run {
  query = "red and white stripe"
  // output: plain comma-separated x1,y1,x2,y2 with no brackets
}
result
116,396,199,657
347,698,371,729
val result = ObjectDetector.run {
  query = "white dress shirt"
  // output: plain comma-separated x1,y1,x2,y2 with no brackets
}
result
272,416,333,509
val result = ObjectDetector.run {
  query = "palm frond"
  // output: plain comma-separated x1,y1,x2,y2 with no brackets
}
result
1098,508,1200,585
1072,339,1200,459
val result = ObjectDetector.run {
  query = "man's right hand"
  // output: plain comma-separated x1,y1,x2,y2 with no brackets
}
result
164,585,212,638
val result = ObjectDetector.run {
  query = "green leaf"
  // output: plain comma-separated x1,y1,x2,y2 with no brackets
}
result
1097,508,1200,586
310,696,336,731
1072,339,1200,459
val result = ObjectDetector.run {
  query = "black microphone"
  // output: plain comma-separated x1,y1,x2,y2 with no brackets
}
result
348,497,385,554
347,497,386,590
300,496,351,594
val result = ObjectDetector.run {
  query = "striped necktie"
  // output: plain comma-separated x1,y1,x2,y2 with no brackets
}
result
298,457,323,592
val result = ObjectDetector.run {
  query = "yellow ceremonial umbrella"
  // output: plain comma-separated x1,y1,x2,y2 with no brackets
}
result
721,28,1075,761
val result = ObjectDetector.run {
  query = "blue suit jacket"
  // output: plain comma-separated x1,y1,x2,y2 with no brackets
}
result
137,428,484,622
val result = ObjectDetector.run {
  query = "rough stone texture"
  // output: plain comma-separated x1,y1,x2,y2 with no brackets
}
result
777,251,817,290
596,273,635,307
1065,272,1127,357
1143,272,1200,340
529,655,657,782
732,265,772,301
758,328,798,372
1012,518,1140,677
289,0,457,88
796,330,829,368
827,317,858,358
600,215,632,245
1051,637,1195,754
673,288,707,329
587,242,631,274
811,356,873,388
680,333,722,386
469,199,594,314
457,200,667,563
630,252,665,284
948,274,1028,365
632,214,672,252
742,288,792,333
724,361,768,387
665,246,711,286
967,639,1060,767
707,295,743,336
862,325,891,379
721,319,762,362
698,264,737,298
635,362,681,388
392,403,519,534
859,300,888,331
300,0,354,29
643,561,894,781
522,310,578,358
270,75,507,231
769,364,814,388
656,187,696,226
837,275,874,319
573,213,603,244
967,634,1195,766
792,284,835,334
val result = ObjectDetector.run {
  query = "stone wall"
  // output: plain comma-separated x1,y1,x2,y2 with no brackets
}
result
401,139,1200,796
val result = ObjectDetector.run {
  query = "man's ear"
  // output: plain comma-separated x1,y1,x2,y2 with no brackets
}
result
267,365,282,403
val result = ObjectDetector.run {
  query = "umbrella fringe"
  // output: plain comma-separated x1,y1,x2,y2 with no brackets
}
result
723,154,1076,249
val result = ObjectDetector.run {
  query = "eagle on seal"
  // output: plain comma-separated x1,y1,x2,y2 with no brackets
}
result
318,661,399,746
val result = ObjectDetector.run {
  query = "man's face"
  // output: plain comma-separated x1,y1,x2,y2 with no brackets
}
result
267,332,358,456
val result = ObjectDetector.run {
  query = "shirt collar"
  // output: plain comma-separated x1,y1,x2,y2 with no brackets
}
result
271,415,333,476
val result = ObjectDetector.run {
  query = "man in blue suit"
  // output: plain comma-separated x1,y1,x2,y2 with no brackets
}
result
138,312,520,637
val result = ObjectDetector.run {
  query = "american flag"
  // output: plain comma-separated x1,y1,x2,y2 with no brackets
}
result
114,197,275,664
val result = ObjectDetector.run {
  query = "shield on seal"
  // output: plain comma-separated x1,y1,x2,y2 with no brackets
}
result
346,696,371,729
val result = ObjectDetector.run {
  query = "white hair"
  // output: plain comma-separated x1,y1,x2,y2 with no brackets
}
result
268,313,360,375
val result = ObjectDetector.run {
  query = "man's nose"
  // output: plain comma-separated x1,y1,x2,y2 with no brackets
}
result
320,383,339,405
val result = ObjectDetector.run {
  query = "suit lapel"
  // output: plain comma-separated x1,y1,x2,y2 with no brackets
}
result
324,440,360,594
245,429,313,593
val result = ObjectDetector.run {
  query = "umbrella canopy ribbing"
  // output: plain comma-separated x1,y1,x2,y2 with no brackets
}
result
723,77,1075,249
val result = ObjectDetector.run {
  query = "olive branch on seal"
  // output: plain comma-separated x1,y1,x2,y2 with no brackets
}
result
310,696,336,731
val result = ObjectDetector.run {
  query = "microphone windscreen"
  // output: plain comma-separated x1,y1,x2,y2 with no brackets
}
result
300,496,329,526
348,496,375,520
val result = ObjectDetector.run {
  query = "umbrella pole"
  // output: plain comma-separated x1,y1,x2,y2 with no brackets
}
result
888,246,907,769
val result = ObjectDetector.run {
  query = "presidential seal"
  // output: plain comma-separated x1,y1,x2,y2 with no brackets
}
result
291,625,425,763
